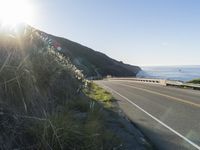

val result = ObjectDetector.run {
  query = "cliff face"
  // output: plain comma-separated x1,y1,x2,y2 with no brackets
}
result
37,29,141,78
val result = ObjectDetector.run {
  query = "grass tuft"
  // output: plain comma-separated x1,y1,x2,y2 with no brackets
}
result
83,81,114,108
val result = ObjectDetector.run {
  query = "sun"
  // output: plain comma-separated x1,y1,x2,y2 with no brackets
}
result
0,0,34,26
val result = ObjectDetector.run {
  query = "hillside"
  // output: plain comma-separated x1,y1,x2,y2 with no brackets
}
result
36,28,141,78
0,25,83,149
0,24,151,150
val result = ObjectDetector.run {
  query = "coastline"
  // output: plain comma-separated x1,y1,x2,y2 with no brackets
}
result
137,65,200,82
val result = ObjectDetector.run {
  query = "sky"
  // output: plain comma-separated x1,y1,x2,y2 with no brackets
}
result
29,0,200,66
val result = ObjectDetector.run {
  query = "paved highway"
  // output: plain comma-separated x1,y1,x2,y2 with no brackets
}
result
95,79,200,150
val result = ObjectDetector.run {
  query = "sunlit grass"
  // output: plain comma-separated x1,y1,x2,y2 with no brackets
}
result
0,27,122,149
83,82,114,107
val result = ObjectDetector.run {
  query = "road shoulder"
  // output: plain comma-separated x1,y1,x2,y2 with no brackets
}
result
94,81,155,150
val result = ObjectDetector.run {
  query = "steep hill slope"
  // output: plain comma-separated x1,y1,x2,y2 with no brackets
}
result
36,28,141,78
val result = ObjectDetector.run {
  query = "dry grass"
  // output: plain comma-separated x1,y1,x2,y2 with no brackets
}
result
0,26,122,150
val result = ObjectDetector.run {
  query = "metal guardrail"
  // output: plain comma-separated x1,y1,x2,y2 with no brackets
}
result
108,77,167,85
165,80,183,86
107,77,200,90
166,81,200,90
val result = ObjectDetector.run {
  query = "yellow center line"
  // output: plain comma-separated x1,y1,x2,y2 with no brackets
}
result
115,83,200,108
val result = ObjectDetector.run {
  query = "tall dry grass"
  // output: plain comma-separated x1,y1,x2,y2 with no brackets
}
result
0,26,121,150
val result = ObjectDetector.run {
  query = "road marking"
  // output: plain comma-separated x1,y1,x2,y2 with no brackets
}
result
115,83,200,108
103,85,200,150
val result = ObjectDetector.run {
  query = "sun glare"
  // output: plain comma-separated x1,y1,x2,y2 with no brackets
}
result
0,0,34,26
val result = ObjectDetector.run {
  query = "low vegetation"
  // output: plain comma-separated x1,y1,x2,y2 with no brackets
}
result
187,78,200,84
0,26,123,150
0,25,153,150
83,82,114,107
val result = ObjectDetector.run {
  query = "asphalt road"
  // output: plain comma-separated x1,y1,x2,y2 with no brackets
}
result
95,79,200,150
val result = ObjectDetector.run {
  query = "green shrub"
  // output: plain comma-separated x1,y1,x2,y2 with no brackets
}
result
188,78,200,84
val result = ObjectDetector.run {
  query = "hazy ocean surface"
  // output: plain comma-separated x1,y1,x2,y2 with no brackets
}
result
137,66,200,82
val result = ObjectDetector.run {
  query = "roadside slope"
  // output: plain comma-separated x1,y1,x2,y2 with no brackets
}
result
0,25,151,150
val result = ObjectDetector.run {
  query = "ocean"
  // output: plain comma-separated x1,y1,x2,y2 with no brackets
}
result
136,66,200,82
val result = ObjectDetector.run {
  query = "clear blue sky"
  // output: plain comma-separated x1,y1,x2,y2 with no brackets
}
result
31,0,200,66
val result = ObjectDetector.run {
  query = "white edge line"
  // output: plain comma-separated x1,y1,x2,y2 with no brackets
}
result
103,85,200,150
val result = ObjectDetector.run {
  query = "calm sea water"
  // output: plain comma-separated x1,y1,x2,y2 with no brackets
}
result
137,66,200,82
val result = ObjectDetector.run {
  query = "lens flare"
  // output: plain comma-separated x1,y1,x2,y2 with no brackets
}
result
0,0,34,25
